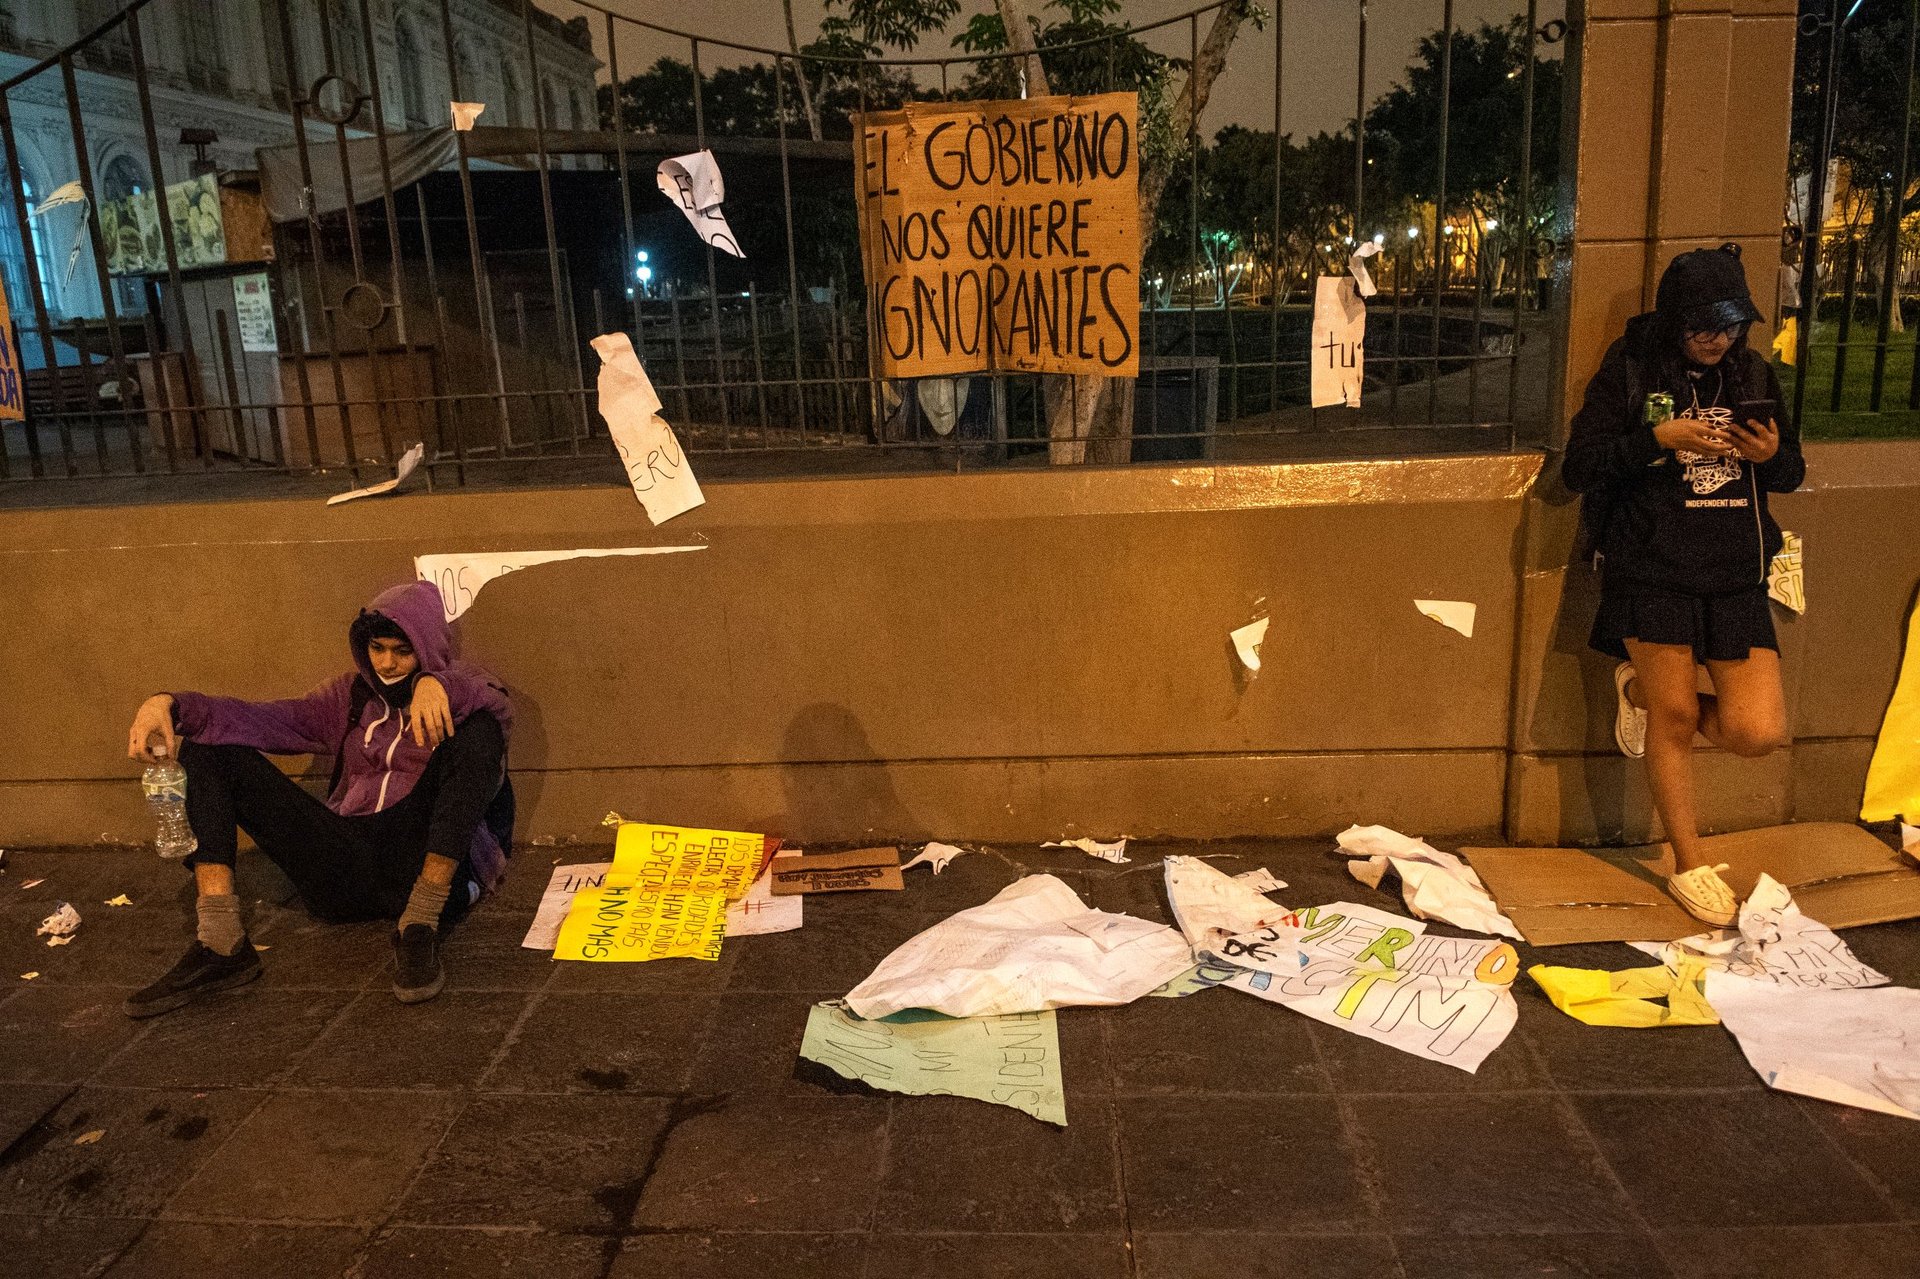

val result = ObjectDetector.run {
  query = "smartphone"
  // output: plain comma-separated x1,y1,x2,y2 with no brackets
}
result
1736,399,1777,426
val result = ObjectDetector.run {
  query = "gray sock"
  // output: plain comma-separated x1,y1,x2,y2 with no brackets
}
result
196,893,245,956
398,877,451,933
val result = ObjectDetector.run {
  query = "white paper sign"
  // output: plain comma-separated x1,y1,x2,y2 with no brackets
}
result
1707,972,1920,1120
1347,240,1383,297
414,544,707,622
590,332,706,525
1413,600,1476,639
327,441,424,506
657,150,743,257
1311,275,1365,409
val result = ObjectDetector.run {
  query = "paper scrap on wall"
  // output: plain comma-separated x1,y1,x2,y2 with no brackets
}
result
1311,275,1366,409
1627,873,1886,990
327,441,424,505
1413,599,1476,639
1861,593,1920,823
1707,971,1920,1120
1767,531,1804,614
799,1002,1067,1126
657,150,742,257
1231,617,1269,672
591,332,706,524
415,544,706,622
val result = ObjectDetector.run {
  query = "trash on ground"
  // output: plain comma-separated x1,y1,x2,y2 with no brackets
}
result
1628,873,1886,990
36,903,80,939
551,821,777,963
20,879,43,890
1707,972,1920,1121
1341,824,1520,939
19,971,37,980
1529,962,1719,1027
798,1001,1066,1126
1464,822,1920,945
1146,960,1249,998
770,847,903,895
1041,837,1129,864
725,854,804,937
1412,599,1477,638
524,862,613,951
72,1130,104,1146
1164,856,1297,953
103,894,133,907
903,842,968,874
1231,617,1269,672
326,441,423,505
844,874,1190,1020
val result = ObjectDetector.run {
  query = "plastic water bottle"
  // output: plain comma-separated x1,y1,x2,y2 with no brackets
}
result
143,740,197,860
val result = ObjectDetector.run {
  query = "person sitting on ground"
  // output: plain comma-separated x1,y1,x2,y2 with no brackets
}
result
123,580,512,1016
1562,243,1805,927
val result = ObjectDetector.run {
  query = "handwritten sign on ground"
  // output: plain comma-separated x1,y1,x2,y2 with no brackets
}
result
856,92,1139,379
552,821,777,962
800,1002,1067,1126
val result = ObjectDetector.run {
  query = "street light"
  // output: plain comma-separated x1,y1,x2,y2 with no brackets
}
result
1407,227,1420,239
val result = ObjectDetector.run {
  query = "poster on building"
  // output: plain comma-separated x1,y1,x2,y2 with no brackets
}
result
0,276,22,422
856,92,1139,380
100,173,227,277
232,272,278,353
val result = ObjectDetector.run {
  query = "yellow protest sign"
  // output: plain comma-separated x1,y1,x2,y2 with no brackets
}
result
856,92,1140,379
553,820,776,963
1862,597,1920,824
0,276,23,422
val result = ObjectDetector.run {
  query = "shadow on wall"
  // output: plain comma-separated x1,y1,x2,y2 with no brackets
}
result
779,702,922,846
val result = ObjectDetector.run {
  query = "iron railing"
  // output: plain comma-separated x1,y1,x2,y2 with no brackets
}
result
0,0,1567,495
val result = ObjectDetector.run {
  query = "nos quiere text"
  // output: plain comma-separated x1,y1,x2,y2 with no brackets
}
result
871,201,1133,367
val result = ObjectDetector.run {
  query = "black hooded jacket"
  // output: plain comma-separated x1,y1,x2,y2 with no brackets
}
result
1562,311,1805,596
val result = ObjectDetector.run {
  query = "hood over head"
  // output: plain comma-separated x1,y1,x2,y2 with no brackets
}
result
1655,243,1763,333
349,580,453,699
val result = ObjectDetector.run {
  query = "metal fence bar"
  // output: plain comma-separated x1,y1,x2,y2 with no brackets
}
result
1870,0,1917,412
59,53,135,474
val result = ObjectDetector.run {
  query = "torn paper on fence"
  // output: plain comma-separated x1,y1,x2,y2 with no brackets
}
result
1214,897,1523,1073
1164,855,1297,954
800,1002,1066,1126
1339,824,1521,940
1347,240,1383,298
1627,873,1886,990
414,544,706,622
1231,616,1269,672
1412,599,1476,639
591,332,706,524
1528,962,1718,1027
449,101,485,130
842,874,1191,1020
1310,275,1366,409
1042,837,1129,864
1706,971,1920,1120
904,842,968,874
327,441,424,505
1768,531,1804,614
657,150,743,257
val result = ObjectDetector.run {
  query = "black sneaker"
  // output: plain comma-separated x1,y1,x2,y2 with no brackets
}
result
124,939,262,1019
392,925,444,1004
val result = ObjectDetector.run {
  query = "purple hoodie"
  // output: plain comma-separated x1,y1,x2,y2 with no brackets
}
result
170,580,514,891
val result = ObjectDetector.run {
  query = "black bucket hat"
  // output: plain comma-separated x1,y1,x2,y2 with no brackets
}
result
1655,243,1763,333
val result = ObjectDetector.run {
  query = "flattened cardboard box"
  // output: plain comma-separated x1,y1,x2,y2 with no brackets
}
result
1463,822,1920,946
770,847,904,896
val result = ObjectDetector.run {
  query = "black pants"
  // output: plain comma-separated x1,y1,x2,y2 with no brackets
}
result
178,712,504,926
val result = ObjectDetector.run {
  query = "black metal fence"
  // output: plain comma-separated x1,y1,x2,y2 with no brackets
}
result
0,0,1566,494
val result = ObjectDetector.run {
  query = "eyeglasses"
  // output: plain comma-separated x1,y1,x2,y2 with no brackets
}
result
1684,323,1748,342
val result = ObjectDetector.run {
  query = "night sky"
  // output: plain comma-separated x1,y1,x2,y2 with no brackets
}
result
550,0,1563,141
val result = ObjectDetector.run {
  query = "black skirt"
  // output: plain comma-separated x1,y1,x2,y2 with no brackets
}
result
1589,585,1778,664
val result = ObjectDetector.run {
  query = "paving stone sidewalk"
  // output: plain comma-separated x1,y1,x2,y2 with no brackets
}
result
0,838,1916,1279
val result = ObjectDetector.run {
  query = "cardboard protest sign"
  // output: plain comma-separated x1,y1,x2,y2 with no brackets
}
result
0,277,22,422
1311,274,1365,408
770,847,904,896
856,92,1139,379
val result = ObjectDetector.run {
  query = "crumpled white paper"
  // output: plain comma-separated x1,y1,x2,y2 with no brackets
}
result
590,332,705,524
657,150,743,257
1629,873,1886,990
842,874,1192,1020
1163,856,1299,954
1347,240,1384,298
1341,825,1521,939
36,902,80,940
903,842,968,874
1233,868,1287,894
1042,837,1129,864
1706,971,1920,1120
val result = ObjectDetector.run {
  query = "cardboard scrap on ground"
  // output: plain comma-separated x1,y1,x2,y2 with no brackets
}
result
1042,837,1129,864
1529,962,1719,1027
1340,825,1521,940
1627,873,1886,990
770,847,903,896
1863,594,1920,823
551,821,777,962
843,874,1191,1020
1706,971,1920,1120
1464,822,1920,946
799,1002,1067,1126
103,894,133,907
903,842,968,874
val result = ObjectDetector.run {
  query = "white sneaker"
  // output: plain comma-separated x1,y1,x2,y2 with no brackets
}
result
1615,663,1647,759
1668,862,1738,927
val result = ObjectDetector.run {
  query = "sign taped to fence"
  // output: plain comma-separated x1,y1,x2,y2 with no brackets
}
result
0,277,22,422
1311,275,1366,408
855,92,1139,379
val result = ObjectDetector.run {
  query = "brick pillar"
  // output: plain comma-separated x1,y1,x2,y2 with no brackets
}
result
1504,0,1799,844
